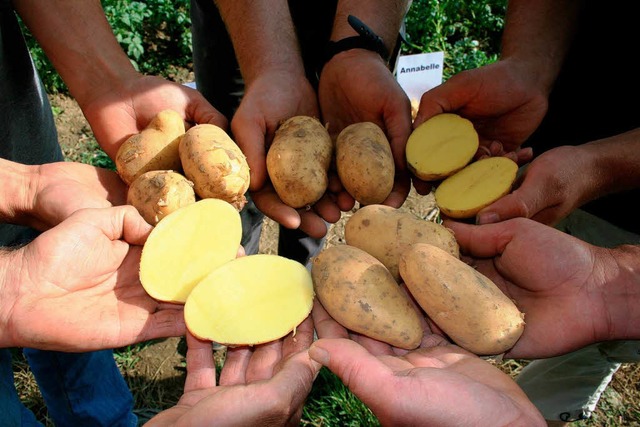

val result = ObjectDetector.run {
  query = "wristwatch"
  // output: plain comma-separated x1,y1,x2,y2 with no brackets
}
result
322,15,390,67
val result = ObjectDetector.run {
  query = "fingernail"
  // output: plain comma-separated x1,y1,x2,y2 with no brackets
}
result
476,212,499,225
308,344,330,365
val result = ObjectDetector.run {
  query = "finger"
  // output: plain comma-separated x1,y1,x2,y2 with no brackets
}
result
231,119,268,191
381,172,411,208
141,308,187,342
245,340,282,382
250,189,302,230
444,220,515,258
218,346,253,386
311,299,350,339
184,332,217,392
297,211,329,239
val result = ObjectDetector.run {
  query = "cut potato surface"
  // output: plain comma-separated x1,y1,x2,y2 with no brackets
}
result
139,198,242,303
406,113,479,181
435,156,518,219
184,254,315,346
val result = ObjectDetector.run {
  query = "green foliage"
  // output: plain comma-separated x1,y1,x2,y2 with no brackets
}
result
403,0,506,78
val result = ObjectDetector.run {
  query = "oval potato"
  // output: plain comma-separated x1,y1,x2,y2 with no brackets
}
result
311,244,423,349
336,122,394,206
345,204,460,281
399,243,525,355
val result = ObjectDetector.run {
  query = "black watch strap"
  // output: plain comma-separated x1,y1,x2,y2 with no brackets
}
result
322,15,390,68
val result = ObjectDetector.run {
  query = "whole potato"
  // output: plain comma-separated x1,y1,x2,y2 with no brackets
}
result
345,204,459,281
266,116,333,208
399,243,525,355
127,170,196,225
115,109,185,185
311,244,424,350
179,124,250,210
336,122,394,206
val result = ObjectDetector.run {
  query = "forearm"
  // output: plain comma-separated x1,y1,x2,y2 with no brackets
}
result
595,244,640,342
214,0,306,84
0,159,36,226
501,0,583,96
331,0,409,57
13,0,138,109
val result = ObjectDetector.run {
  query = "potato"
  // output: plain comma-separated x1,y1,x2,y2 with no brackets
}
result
139,198,242,303
127,170,196,225
435,156,518,219
336,122,394,205
345,204,459,281
179,124,250,210
185,254,314,346
115,109,186,185
311,244,424,349
406,113,478,181
399,243,525,355
266,116,333,208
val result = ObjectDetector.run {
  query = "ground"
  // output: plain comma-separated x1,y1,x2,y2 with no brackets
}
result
41,93,640,426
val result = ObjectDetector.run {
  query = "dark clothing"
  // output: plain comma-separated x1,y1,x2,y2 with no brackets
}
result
523,2,640,234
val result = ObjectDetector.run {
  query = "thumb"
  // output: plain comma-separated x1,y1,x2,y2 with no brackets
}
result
475,180,544,225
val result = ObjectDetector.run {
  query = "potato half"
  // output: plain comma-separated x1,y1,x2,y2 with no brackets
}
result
185,254,314,346
406,113,478,181
435,156,518,219
139,198,242,303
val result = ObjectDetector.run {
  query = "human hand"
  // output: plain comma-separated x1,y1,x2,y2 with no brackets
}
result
0,205,185,351
147,318,320,426
27,161,127,230
319,50,413,209
445,217,621,359
231,71,342,238
79,74,229,160
309,336,545,426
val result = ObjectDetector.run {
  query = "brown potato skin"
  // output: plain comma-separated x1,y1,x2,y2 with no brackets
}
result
127,170,196,225
266,116,333,208
336,122,394,206
311,244,424,350
115,109,185,185
179,124,250,210
345,204,460,281
399,243,525,355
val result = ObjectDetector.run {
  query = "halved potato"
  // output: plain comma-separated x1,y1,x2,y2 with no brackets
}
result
185,254,314,345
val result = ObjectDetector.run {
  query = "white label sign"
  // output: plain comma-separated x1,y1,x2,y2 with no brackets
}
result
395,51,444,106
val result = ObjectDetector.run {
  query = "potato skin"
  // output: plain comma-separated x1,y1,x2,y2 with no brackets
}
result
336,122,394,206
266,116,333,208
311,244,424,349
115,109,186,185
345,204,459,281
179,124,250,210
127,170,196,225
399,243,525,355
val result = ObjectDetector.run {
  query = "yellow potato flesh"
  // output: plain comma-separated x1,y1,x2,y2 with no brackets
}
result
406,113,479,181
185,254,315,345
139,198,241,303
435,156,518,219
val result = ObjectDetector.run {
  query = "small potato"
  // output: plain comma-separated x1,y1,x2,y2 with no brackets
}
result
311,244,424,350
127,170,196,225
266,116,333,208
336,122,394,205
399,243,525,355
345,204,459,281
179,124,250,210
115,109,186,185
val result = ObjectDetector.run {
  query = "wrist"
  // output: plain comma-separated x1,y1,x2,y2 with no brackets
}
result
0,159,38,226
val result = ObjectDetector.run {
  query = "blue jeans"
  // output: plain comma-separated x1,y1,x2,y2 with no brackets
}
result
1,348,137,427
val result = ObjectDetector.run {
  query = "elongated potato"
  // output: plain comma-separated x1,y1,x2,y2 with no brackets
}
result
266,116,333,208
336,122,394,205
312,244,424,349
435,156,518,219
345,204,459,281
185,254,314,346
406,113,478,181
140,198,242,303
179,124,250,210
115,109,186,185
127,170,196,225
399,243,525,355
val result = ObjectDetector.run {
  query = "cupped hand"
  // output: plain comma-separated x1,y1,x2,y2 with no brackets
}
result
445,217,612,359
147,317,320,426
3,205,185,351
309,336,545,426
476,145,595,226
80,74,229,159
